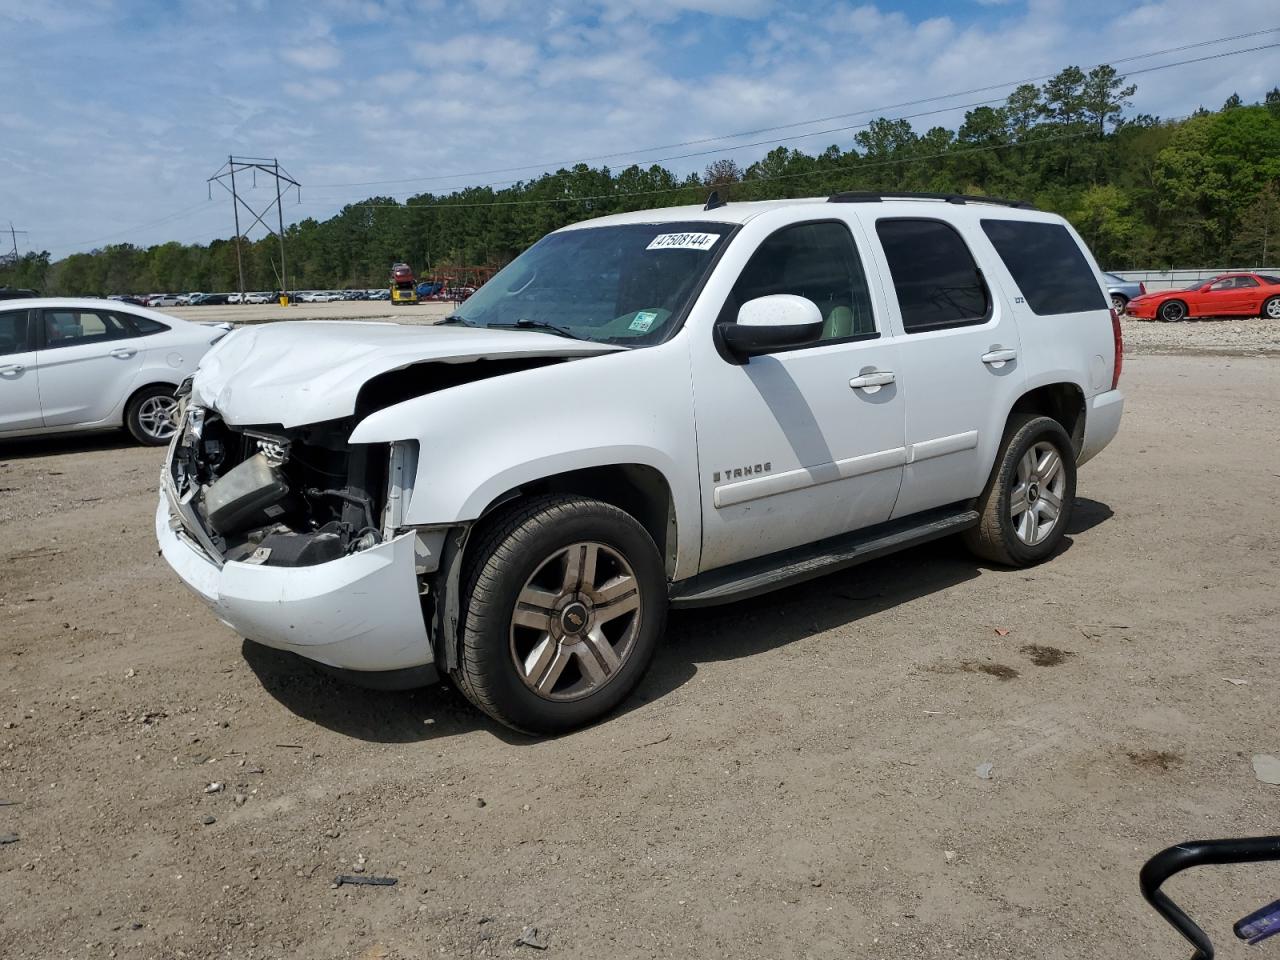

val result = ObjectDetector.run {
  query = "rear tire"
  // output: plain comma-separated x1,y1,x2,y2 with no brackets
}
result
1159,299,1187,322
453,495,667,735
963,414,1076,567
124,385,179,446
1262,296,1280,320
1110,293,1128,314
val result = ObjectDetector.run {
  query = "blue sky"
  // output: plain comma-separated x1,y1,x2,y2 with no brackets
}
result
2,0,1278,258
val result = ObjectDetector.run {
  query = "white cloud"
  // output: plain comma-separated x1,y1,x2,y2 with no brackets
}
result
416,33,538,77
281,44,343,70
284,77,344,101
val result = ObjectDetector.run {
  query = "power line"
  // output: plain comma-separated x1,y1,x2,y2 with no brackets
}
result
68,201,210,250
302,39,1280,211
55,32,1280,253
313,128,1097,212
306,26,1280,191
296,90,1249,216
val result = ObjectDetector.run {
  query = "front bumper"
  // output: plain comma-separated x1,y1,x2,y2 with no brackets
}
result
156,494,433,673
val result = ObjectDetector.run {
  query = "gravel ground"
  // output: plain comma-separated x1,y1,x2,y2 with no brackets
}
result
2,354,1279,960
1121,314,1280,356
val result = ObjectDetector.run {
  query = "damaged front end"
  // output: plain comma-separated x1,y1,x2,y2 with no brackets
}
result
169,404,401,568
159,395,440,683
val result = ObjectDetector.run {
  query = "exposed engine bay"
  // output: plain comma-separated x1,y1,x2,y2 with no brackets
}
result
170,406,394,568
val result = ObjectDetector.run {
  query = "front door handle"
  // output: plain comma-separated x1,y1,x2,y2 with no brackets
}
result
0,363,25,374
849,370,895,390
110,347,137,359
981,348,1018,366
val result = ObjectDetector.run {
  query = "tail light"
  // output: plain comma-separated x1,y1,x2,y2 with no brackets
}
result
1110,308,1124,390
1139,282,1147,295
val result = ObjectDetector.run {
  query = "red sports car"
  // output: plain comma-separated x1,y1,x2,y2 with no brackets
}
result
1126,272,1280,322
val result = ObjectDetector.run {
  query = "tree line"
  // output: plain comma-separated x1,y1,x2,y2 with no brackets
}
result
6,66,1280,297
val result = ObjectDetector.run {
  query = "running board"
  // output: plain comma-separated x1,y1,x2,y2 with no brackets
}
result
669,505,979,609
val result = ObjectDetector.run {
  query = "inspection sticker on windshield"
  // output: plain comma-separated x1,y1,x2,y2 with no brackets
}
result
629,311,658,332
646,232,719,252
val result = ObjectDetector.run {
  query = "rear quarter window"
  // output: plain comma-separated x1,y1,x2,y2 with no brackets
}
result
980,219,1108,315
126,315,170,335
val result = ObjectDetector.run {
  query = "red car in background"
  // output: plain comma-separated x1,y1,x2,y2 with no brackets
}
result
1125,272,1280,321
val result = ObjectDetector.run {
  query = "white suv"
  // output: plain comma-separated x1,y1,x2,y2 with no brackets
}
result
157,193,1124,733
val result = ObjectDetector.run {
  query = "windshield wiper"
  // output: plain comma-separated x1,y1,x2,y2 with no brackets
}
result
489,318,581,340
435,315,474,326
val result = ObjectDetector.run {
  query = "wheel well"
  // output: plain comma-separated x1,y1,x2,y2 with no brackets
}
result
478,465,677,576
123,381,179,416
1009,383,1085,456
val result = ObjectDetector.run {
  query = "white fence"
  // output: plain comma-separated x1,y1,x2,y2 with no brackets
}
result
1112,267,1280,292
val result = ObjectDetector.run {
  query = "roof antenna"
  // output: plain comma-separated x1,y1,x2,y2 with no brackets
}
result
703,190,726,211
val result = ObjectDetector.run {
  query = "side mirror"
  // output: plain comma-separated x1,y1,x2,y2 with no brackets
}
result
1199,284,1213,293
718,294,823,358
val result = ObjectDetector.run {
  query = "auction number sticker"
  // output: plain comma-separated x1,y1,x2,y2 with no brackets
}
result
646,232,719,251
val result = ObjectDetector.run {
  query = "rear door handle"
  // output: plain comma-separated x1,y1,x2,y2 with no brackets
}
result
981,348,1018,366
110,347,137,359
0,363,24,373
849,370,895,389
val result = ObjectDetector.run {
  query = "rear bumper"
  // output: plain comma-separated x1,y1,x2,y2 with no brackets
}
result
156,496,434,674
1079,389,1124,466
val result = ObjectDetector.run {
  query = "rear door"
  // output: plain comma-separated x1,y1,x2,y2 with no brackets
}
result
35,308,144,426
865,215,1025,519
0,307,41,431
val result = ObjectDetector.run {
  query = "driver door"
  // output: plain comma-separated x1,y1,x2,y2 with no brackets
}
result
690,217,906,573
1196,277,1246,317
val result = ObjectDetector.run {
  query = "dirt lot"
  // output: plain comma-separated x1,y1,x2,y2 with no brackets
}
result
2,349,1279,960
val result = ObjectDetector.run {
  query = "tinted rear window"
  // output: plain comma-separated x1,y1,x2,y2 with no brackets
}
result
875,219,989,332
980,219,1107,315
127,315,170,335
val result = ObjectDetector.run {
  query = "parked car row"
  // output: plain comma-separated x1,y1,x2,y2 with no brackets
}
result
90,290,399,308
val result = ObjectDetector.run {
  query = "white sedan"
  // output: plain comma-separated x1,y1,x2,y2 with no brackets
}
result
0,298,230,445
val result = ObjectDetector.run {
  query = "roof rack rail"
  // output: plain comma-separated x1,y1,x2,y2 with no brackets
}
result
827,191,1036,210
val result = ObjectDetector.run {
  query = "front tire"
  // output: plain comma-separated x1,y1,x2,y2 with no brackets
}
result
963,414,1077,567
1159,299,1187,322
1262,296,1280,320
124,385,179,446
454,495,667,734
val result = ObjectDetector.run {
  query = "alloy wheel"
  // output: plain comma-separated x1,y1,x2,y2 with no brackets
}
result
137,395,179,441
1265,298,1280,320
508,541,642,702
1010,441,1067,546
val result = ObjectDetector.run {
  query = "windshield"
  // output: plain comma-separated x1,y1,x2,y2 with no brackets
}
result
453,221,734,345
1185,276,1223,290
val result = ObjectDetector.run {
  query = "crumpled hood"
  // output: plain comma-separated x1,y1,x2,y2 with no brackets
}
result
192,321,623,427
